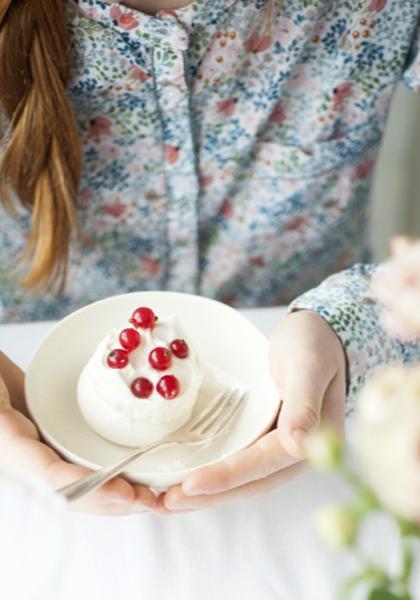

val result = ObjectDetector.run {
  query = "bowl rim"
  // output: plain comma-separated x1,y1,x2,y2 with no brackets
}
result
25,291,281,478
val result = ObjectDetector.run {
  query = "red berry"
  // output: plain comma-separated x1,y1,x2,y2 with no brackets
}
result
131,377,153,399
157,375,180,400
149,347,172,371
130,306,156,329
170,338,189,359
106,348,129,369
119,328,141,351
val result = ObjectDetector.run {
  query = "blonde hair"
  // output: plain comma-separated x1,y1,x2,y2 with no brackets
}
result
0,0,82,292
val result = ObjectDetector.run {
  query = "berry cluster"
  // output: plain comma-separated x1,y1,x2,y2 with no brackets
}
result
105,306,189,401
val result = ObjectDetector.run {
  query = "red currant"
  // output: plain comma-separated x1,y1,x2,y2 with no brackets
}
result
130,306,156,329
157,375,180,400
149,347,172,371
119,328,141,351
131,377,153,399
106,348,129,369
170,339,189,359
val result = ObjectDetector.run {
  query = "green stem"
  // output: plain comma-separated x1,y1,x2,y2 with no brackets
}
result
339,463,379,514
399,535,413,595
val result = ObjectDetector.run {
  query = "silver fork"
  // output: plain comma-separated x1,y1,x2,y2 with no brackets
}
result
57,388,247,503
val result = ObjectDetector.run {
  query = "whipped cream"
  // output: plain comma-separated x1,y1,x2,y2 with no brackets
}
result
77,314,203,446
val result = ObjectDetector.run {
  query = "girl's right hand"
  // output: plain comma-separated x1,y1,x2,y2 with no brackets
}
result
0,362,157,515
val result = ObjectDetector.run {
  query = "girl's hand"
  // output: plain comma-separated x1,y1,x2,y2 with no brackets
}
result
0,355,157,515
157,311,346,514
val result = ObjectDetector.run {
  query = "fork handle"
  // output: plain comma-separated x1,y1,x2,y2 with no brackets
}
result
57,440,170,503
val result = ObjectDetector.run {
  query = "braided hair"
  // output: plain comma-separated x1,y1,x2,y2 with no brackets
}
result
0,0,82,292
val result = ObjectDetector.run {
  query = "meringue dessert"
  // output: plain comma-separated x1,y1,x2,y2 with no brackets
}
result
77,306,203,446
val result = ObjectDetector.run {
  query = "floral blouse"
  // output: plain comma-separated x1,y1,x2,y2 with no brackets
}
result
0,0,419,408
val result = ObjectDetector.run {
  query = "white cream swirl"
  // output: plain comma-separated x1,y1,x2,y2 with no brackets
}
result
77,315,203,446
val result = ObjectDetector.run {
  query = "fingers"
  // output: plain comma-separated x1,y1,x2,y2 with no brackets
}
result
46,459,135,507
161,462,307,512
46,461,158,512
320,371,346,433
269,310,346,460
1,415,158,514
0,384,158,515
181,429,297,497
68,486,157,516
276,360,331,459
131,483,159,511
0,406,40,440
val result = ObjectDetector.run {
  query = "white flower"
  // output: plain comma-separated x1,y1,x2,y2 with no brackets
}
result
355,365,420,522
314,505,358,549
372,238,420,341
305,427,342,471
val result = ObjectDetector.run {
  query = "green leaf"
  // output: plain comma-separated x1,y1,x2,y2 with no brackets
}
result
398,518,420,538
338,574,369,600
368,588,403,600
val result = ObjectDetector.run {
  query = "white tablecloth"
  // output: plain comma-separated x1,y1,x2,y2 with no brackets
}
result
0,309,412,600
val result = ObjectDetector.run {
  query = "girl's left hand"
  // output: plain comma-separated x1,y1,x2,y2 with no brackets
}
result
156,310,346,515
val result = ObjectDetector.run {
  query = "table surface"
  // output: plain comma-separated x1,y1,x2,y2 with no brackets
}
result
0,308,415,600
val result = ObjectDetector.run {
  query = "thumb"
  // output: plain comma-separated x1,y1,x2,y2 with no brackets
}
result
276,365,331,459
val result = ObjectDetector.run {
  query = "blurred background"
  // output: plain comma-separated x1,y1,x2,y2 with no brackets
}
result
370,84,420,260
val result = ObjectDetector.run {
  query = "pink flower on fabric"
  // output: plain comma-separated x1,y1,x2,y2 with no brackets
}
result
355,158,375,179
333,82,353,109
88,116,113,138
110,5,122,20
249,256,265,268
165,144,180,164
118,12,140,30
369,0,387,12
199,173,214,187
269,102,286,124
110,5,139,30
244,32,272,53
129,66,149,82
142,256,162,276
219,199,233,219
216,97,237,117
79,187,93,205
103,201,126,217
82,233,94,248
284,215,306,231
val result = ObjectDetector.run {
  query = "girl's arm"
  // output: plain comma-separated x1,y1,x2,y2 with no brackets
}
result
288,262,420,412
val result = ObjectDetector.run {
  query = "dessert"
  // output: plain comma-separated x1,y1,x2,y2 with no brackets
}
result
77,306,203,446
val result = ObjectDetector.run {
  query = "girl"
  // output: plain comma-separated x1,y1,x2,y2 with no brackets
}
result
0,0,419,515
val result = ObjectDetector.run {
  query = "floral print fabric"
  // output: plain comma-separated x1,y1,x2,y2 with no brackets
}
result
0,0,419,407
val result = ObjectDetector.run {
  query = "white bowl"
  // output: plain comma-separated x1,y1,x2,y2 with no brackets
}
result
25,292,280,491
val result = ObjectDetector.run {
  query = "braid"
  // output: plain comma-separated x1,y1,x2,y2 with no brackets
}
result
0,0,82,292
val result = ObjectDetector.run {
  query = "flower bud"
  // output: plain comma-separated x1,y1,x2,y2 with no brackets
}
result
314,505,358,550
305,427,342,471
355,365,420,522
